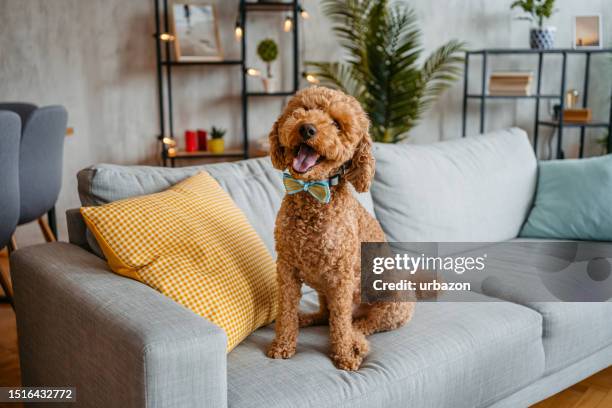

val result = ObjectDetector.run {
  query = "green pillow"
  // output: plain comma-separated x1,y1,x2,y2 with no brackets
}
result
520,155,612,241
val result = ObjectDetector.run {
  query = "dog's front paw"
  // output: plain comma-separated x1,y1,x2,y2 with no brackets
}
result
266,340,296,359
330,334,369,371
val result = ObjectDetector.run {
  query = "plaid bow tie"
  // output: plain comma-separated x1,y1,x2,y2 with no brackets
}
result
283,171,331,204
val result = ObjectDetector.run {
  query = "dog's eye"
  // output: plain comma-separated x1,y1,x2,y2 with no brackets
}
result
332,120,341,130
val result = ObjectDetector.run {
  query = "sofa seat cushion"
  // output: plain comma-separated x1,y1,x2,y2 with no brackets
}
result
371,128,537,242
77,158,375,257
525,302,612,375
227,291,544,408
480,239,612,374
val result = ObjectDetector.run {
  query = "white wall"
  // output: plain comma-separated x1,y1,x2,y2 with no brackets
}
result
1,0,610,245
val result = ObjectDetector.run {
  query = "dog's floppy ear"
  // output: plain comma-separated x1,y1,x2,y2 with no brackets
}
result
345,133,374,193
268,118,287,170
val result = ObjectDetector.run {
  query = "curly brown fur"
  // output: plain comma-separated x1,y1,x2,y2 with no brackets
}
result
266,86,415,371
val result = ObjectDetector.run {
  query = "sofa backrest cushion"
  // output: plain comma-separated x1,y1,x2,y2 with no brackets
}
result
371,128,537,242
76,157,375,257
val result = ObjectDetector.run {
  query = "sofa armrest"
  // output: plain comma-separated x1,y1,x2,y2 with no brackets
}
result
11,242,227,408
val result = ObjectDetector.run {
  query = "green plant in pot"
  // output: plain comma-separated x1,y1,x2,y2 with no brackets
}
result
597,132,609,155
306,0,465,143
510,0,556,49
209,126,226,154
257,38,279,93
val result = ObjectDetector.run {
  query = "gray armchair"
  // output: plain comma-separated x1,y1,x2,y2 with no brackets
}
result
0,110,21,305
0,103,68,241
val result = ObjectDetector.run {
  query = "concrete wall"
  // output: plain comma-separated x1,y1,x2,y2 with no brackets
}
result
1,0,610,245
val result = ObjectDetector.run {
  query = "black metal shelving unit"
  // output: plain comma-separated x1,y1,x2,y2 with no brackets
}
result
461,48,612,159
153,0,301,167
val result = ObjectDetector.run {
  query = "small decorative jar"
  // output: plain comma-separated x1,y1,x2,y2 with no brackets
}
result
197,129,208,151
184,130,197,152
530,27,555,49
209,138,225,154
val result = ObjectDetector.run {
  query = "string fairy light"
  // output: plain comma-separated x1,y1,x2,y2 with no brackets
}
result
283,16,293,32
234,20,243,40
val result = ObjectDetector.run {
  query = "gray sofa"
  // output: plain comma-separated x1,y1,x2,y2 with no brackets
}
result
11,128,612,408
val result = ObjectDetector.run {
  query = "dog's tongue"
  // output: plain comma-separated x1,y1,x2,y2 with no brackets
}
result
292,144,320,173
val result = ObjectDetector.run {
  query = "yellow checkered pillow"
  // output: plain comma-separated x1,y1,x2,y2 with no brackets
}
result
80,172,277,351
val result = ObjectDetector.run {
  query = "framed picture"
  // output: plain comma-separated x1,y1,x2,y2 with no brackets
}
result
573,15,603,49
172,3,222,61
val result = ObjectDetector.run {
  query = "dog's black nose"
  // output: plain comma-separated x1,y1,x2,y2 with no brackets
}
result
299,123,317,140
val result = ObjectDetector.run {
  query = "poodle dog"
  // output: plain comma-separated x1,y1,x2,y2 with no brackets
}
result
266,86,415,371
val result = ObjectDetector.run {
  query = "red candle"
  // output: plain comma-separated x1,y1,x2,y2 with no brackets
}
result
185,130,197,152
197,129,208,151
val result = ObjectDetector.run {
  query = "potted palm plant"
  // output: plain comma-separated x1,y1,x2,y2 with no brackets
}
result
257,39,279,93
306,0,464,143
209,126,226,154
510,0,557,49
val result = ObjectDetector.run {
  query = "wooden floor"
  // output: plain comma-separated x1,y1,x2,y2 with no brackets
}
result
1,250,22,408
532,371,612,408
0,251,611,407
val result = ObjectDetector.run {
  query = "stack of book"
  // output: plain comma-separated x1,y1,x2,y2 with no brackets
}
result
488,72,533,96
563,108,592,123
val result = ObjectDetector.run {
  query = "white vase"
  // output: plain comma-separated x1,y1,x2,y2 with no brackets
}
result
261,76,277,93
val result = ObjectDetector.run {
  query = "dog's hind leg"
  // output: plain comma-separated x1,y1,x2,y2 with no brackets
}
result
299,291,329,327
353,302,415,336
